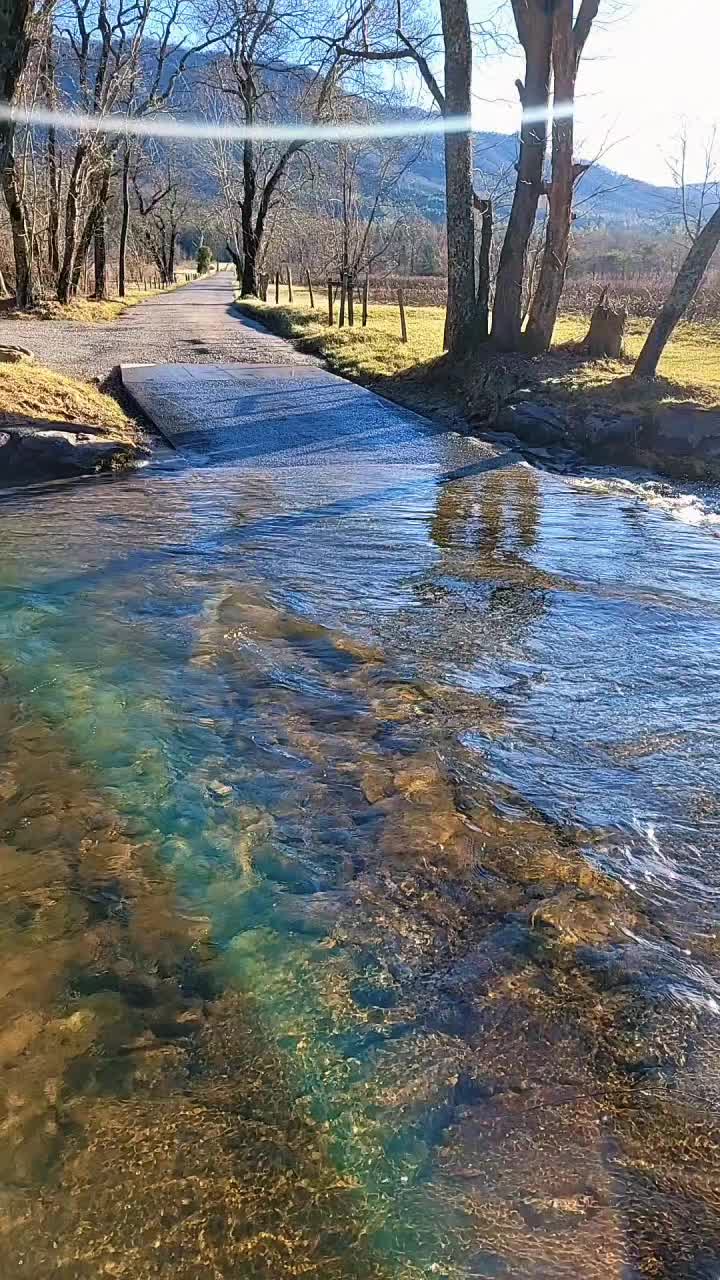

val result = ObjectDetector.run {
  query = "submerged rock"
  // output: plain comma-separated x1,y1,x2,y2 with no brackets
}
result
0,425,143,486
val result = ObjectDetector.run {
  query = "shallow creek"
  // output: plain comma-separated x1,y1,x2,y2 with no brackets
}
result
1,418,720,1278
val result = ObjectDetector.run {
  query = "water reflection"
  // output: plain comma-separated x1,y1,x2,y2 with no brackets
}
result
431,462,541,556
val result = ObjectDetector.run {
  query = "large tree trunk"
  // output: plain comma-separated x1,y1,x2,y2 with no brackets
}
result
439,0,476,359
492,1,554,351
240,134,259,296
118,146,130,297
0,0,36,309
240,227,258,296
524,0,599,354
634,203,720,378
524,0,574,354
93,163,112,300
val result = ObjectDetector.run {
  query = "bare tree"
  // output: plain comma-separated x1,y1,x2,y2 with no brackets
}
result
491,0,554,350
328,0,478,357
0,0,50,307
205,0,354,296
53,0,225,303
438,0,475,355
319,98,425,281
668,123,719,247
523,0,598,353
633,202,720,378
54,0,151,301
133,148,189,283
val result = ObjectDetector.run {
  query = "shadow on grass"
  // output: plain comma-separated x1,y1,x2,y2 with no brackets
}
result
234,299,720,434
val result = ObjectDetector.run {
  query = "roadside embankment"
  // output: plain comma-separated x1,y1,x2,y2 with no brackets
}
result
0,347,145,487
239,290,720,480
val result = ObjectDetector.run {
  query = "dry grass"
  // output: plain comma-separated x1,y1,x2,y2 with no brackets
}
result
0,359,138,443
2,267,220,325
8,283,177,325
551,314,720,409
240,288,720,412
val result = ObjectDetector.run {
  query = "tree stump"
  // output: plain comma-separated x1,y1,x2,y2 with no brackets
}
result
582,289,627,358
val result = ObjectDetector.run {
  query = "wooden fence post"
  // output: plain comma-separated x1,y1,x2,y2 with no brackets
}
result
339,273,346,328
347,273,354,327
286,263,293,302
362,276,369,326
398,288,408,343
327,279,334,325
306,270,315,308
275,270,280,303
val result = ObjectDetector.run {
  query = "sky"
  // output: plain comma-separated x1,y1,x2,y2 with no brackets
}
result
468,0,720,185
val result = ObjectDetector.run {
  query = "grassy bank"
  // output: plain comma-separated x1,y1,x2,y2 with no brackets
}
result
5,282,178,326
238,289,720,413
0,359,138,445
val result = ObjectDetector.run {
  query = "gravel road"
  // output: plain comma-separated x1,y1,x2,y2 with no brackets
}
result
0,273,310,382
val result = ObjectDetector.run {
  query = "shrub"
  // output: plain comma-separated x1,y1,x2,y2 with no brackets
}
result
197,245,213,275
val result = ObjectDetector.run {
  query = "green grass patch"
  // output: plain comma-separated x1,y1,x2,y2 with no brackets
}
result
239,288,720,413
238,289,445,383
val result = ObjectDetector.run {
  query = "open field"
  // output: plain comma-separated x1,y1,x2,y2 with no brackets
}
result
352,271,720,325
238,289,720,411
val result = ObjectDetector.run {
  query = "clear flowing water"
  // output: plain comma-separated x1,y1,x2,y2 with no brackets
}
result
2,418,720,1279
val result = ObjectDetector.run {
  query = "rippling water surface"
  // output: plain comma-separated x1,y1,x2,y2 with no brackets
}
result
2,419,720,1278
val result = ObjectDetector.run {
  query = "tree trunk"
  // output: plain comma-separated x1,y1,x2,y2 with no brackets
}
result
57,148,88,303
93,163,112,300
439,0,476,359
475,199,493,342
48,125,60,277
240,135,259,297
93,211,107,299
582,290,626,357
1,145,36,308
524,0,575,354
492,2,554,351
118,147,130,297
225,240,242,284
633,203,720,378
71,207,97,296
0,0,35,309
524,0,599,353
240,236,258,296
43,30,61,279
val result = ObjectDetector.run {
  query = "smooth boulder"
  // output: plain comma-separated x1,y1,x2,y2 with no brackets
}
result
0,425,141,486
